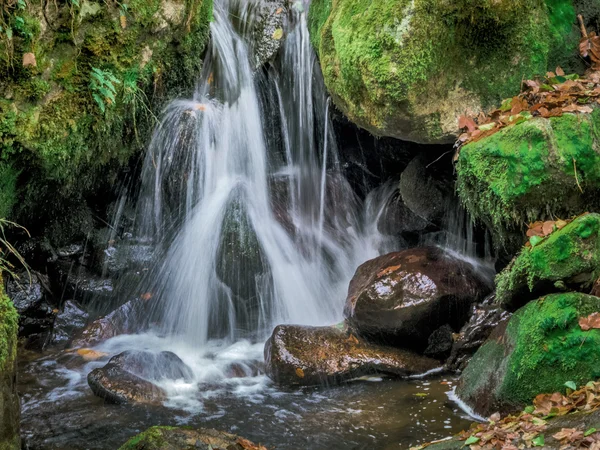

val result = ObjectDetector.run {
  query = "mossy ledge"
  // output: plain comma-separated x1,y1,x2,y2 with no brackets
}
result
457,292,600,417
308,0,599,144
0,0,213,244
0,275,19,449
457,110,600,247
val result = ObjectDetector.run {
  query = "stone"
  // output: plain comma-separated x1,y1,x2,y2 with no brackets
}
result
457,112,600,242
308,0,593,144
456,293,600,417
50,300,89,346
495,213,600,311
423,324,454,360
344,247,491,351
446,294,511,372
250,0,286,69
118,426,267,450
264,324,439,386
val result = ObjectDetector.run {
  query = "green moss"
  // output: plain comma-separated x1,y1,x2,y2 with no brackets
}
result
0,275,18,450
309,0,582,143
496,213,600,308
119,426,179,450
458,293,600,415
457,112,600,244
0,163,17,220
0,278,17,375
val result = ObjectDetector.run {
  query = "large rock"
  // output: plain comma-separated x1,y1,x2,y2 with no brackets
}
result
308,0,591,144
456,292,600,417
0,277,19,449
88,351,193,405
457,112,600,241
50,300,89,346
496,213,600,311
264,325,439,386
118,426,267,450
344,247,491,350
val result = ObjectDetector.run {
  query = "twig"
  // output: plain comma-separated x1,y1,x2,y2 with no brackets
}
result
578,15,588,40
573,157,584,194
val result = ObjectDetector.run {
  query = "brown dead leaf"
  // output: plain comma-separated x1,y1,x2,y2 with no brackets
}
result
77,348,108,361
22,52,36,68
458,115,478,133
295,367,305,378
579,312,600,331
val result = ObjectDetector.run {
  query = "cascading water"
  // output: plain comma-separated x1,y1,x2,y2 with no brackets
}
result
136,0,393,347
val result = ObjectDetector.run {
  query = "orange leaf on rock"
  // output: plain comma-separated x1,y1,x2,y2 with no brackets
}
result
458,115,478,133
579,312,600,331
542,221,555,236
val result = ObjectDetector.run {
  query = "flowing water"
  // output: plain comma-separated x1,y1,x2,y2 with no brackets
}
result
19,1,487,447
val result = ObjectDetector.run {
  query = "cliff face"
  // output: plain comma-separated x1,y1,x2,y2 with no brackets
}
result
0,0,213,244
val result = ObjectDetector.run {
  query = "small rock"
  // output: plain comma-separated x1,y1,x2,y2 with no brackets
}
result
50,300,89,346
424,324,454,360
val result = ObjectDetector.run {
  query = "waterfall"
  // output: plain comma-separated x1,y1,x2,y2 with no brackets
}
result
134,0,392,347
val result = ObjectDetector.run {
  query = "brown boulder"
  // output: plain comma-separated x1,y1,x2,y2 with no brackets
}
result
344,247,491,350
264,325,439,386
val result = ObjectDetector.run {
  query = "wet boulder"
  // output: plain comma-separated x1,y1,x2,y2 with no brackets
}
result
50,300,89,346
118,426,268,450
264,325,439,386
496,213,600,311
456,293,600,417
88,351,193,405
53,261,114,306
376,191,430,239
344,247,491,351
0,278,20,449
71,298,147,348
6,271,56,346
250,0,286,69
446,294,511,372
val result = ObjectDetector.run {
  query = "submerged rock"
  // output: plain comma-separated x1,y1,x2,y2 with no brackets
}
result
88,350,193,405
457,112,600,241
264,325,439,386
308,0,589,143
496,213,600,311
344,247,491,350
50,300,89,346
457,293,600,417
118,426,268,450
0,277,20,448
71,298,146,348
446,294,511,372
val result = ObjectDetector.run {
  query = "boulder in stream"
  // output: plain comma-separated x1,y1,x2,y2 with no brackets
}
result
264,325,439,386
344,247,491,351
118,426,268,450
88,350,193,405
50,300,89,346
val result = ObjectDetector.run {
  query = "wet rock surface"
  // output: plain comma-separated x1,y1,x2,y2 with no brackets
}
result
50,300,90,346
71,298,147,348
88,350,193,405
118,426,268,450
344,247,491,351
264,325,439,386
251,0,286,69
446,294,511,372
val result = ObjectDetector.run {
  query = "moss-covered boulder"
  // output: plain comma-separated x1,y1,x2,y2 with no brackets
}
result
119,426,267,450
0,277,19,449
457,111,600,243
0,0,212,243
456,293,600,417
308,0,597,144
496,213,600,310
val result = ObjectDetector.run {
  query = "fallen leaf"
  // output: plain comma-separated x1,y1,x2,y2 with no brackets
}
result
579,312,600,331
77,348,108,361
295,367,305,378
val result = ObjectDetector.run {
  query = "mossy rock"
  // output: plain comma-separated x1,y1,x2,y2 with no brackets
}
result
496,213,600,310
0,277,19,449
309,0,594,144
457,111,600,246
0,0,212,243
456,292,600,417
119,426,265,450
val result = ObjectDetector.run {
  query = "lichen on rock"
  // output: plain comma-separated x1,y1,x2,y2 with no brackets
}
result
0,276,19,449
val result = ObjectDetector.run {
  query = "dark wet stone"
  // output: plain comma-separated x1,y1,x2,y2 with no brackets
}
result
424,324,454,360
118,425,266,450
56,244,84,258
377,191,430,237
71,298,146,348
50,300,89,346
446,294,512,372
6,272,56,346
108,351,194,383
251,0,286,68
224,361,263,378
264,325,439,386
88,365,166,406
344,247,491,351
90,227,155,278
54,261,114,305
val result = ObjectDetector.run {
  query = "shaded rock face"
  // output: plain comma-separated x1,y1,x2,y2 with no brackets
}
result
264,325,439,386
50,300,89,346
446,294,511,372
88,351,193,405
344,247,491,351
71,298,146,348
376,191,430,239
457,293,600,417
118,426,267,450
250,0,286,68
6,271,55,347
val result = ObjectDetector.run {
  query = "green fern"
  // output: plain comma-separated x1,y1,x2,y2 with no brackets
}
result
89,67,121,113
